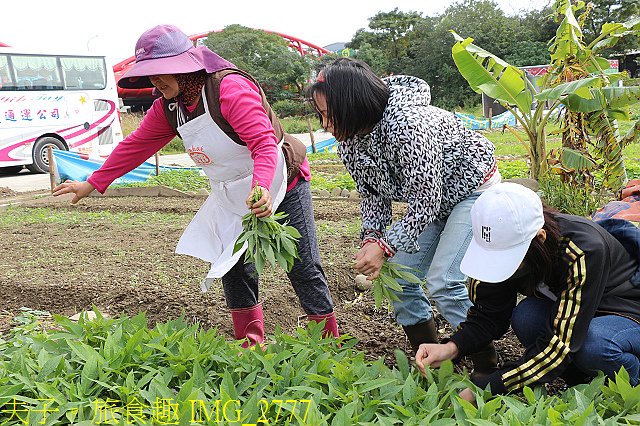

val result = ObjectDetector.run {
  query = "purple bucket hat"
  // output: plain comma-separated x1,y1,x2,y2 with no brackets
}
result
118,24,235,89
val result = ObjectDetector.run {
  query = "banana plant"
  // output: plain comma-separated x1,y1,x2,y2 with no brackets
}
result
451,0,640,191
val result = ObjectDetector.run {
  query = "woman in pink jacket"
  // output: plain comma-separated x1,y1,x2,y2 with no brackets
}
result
53,24,337,346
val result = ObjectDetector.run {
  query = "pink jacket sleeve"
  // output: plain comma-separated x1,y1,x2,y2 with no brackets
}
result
219,74,279,190
88,98,176,193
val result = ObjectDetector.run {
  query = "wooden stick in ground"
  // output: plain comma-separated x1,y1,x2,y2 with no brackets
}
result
307,116,316,153
155,152,160,176
47,145,55,193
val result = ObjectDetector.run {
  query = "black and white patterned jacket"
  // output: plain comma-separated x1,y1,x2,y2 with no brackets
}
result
337,75,496,254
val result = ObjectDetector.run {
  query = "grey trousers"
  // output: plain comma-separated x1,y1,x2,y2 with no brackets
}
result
222,179,334,315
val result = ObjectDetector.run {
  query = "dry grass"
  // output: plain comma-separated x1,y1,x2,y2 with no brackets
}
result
120,112,144,137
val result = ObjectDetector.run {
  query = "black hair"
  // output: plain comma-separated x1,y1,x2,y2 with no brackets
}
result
306,58,389,141
520,204,561,292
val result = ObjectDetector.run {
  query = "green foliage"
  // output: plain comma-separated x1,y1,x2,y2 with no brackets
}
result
159,137,186,155
350,8,423,75
581,0,640,56
498,159,530,179
503,40,551,67
450,0,640,190
371,263,419,310
624,78,640,87
1,310,638,425
310,171,356,191
272,99,308,118
205,25,313,103
400,0,529,109
539,175,613,216
281,116,321,134
120,112,185,154
352,43,392,76
113,169,209,193
0,207,186,227
234,185,301,274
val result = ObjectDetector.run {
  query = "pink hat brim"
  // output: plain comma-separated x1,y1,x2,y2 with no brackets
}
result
118,48,205,89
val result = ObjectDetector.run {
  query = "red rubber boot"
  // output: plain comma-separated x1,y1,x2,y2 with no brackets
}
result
307,311,339,338
230,303,264,348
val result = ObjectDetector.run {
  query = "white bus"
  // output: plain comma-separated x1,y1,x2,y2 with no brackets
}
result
0,48,123,173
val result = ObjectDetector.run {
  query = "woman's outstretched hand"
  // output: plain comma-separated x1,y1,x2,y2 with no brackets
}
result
52,180,95,204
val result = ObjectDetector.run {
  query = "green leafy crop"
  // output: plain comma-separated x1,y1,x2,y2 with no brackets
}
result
234,185,301,274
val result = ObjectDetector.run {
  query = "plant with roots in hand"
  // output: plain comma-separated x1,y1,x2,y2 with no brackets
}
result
371,262,420,310
233,185,301,274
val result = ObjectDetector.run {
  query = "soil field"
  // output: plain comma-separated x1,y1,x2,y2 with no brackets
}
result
0,192,551,388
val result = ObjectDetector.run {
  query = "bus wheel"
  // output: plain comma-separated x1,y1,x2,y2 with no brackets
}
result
27,137,66,174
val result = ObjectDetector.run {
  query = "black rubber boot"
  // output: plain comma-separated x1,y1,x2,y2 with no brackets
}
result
402,318,438,353
469,342,500,379
560,363,593,386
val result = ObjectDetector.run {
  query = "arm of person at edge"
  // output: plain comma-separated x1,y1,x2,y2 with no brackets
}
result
355,121,443,279
219,74,279,219
415,278,518,402
52,98,176,203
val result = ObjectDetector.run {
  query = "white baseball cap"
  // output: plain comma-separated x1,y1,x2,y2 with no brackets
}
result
460,182,545,283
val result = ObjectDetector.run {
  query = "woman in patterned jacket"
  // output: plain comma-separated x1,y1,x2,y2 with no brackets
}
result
308,58,500,373
416,183,640,400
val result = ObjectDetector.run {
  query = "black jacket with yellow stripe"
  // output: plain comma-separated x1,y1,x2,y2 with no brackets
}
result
450,214,640,394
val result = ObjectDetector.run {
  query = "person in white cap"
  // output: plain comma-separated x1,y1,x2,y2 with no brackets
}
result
415,182,640,400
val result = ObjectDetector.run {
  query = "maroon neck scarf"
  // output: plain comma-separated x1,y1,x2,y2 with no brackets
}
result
175,70,206,106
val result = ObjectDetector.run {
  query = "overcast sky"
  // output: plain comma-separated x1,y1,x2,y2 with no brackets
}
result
1,0,551,64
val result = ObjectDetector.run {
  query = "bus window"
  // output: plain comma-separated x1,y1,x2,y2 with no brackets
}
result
12,55,62,91
61,57,106,90
0,55,16,90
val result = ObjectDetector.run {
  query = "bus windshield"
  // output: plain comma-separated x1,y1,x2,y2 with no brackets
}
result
0,50,123,173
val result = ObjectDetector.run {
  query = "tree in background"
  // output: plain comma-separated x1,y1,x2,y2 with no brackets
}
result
450,0,640,190
400,0,521,109
400,17,474,110
349,8,424,75
205,25,312,103
504,6,557,66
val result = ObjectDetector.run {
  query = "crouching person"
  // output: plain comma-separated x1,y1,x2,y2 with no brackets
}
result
416,182,640,401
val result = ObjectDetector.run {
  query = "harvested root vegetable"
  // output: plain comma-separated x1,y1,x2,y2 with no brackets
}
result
355,274,372,291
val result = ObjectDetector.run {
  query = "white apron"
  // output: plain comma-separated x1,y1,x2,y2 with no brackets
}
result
173,88,288,291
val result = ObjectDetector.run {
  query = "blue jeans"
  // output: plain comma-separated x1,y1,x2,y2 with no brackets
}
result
512,296,640,386
390,192,478,329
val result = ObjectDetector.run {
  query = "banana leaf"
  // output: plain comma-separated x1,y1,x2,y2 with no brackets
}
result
621,120,640,148
451,32,532,114
550,0,583,62
588,112,626,190
561,86,640,113
558,147,596,172
535,77,602,103
591,18,640,53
